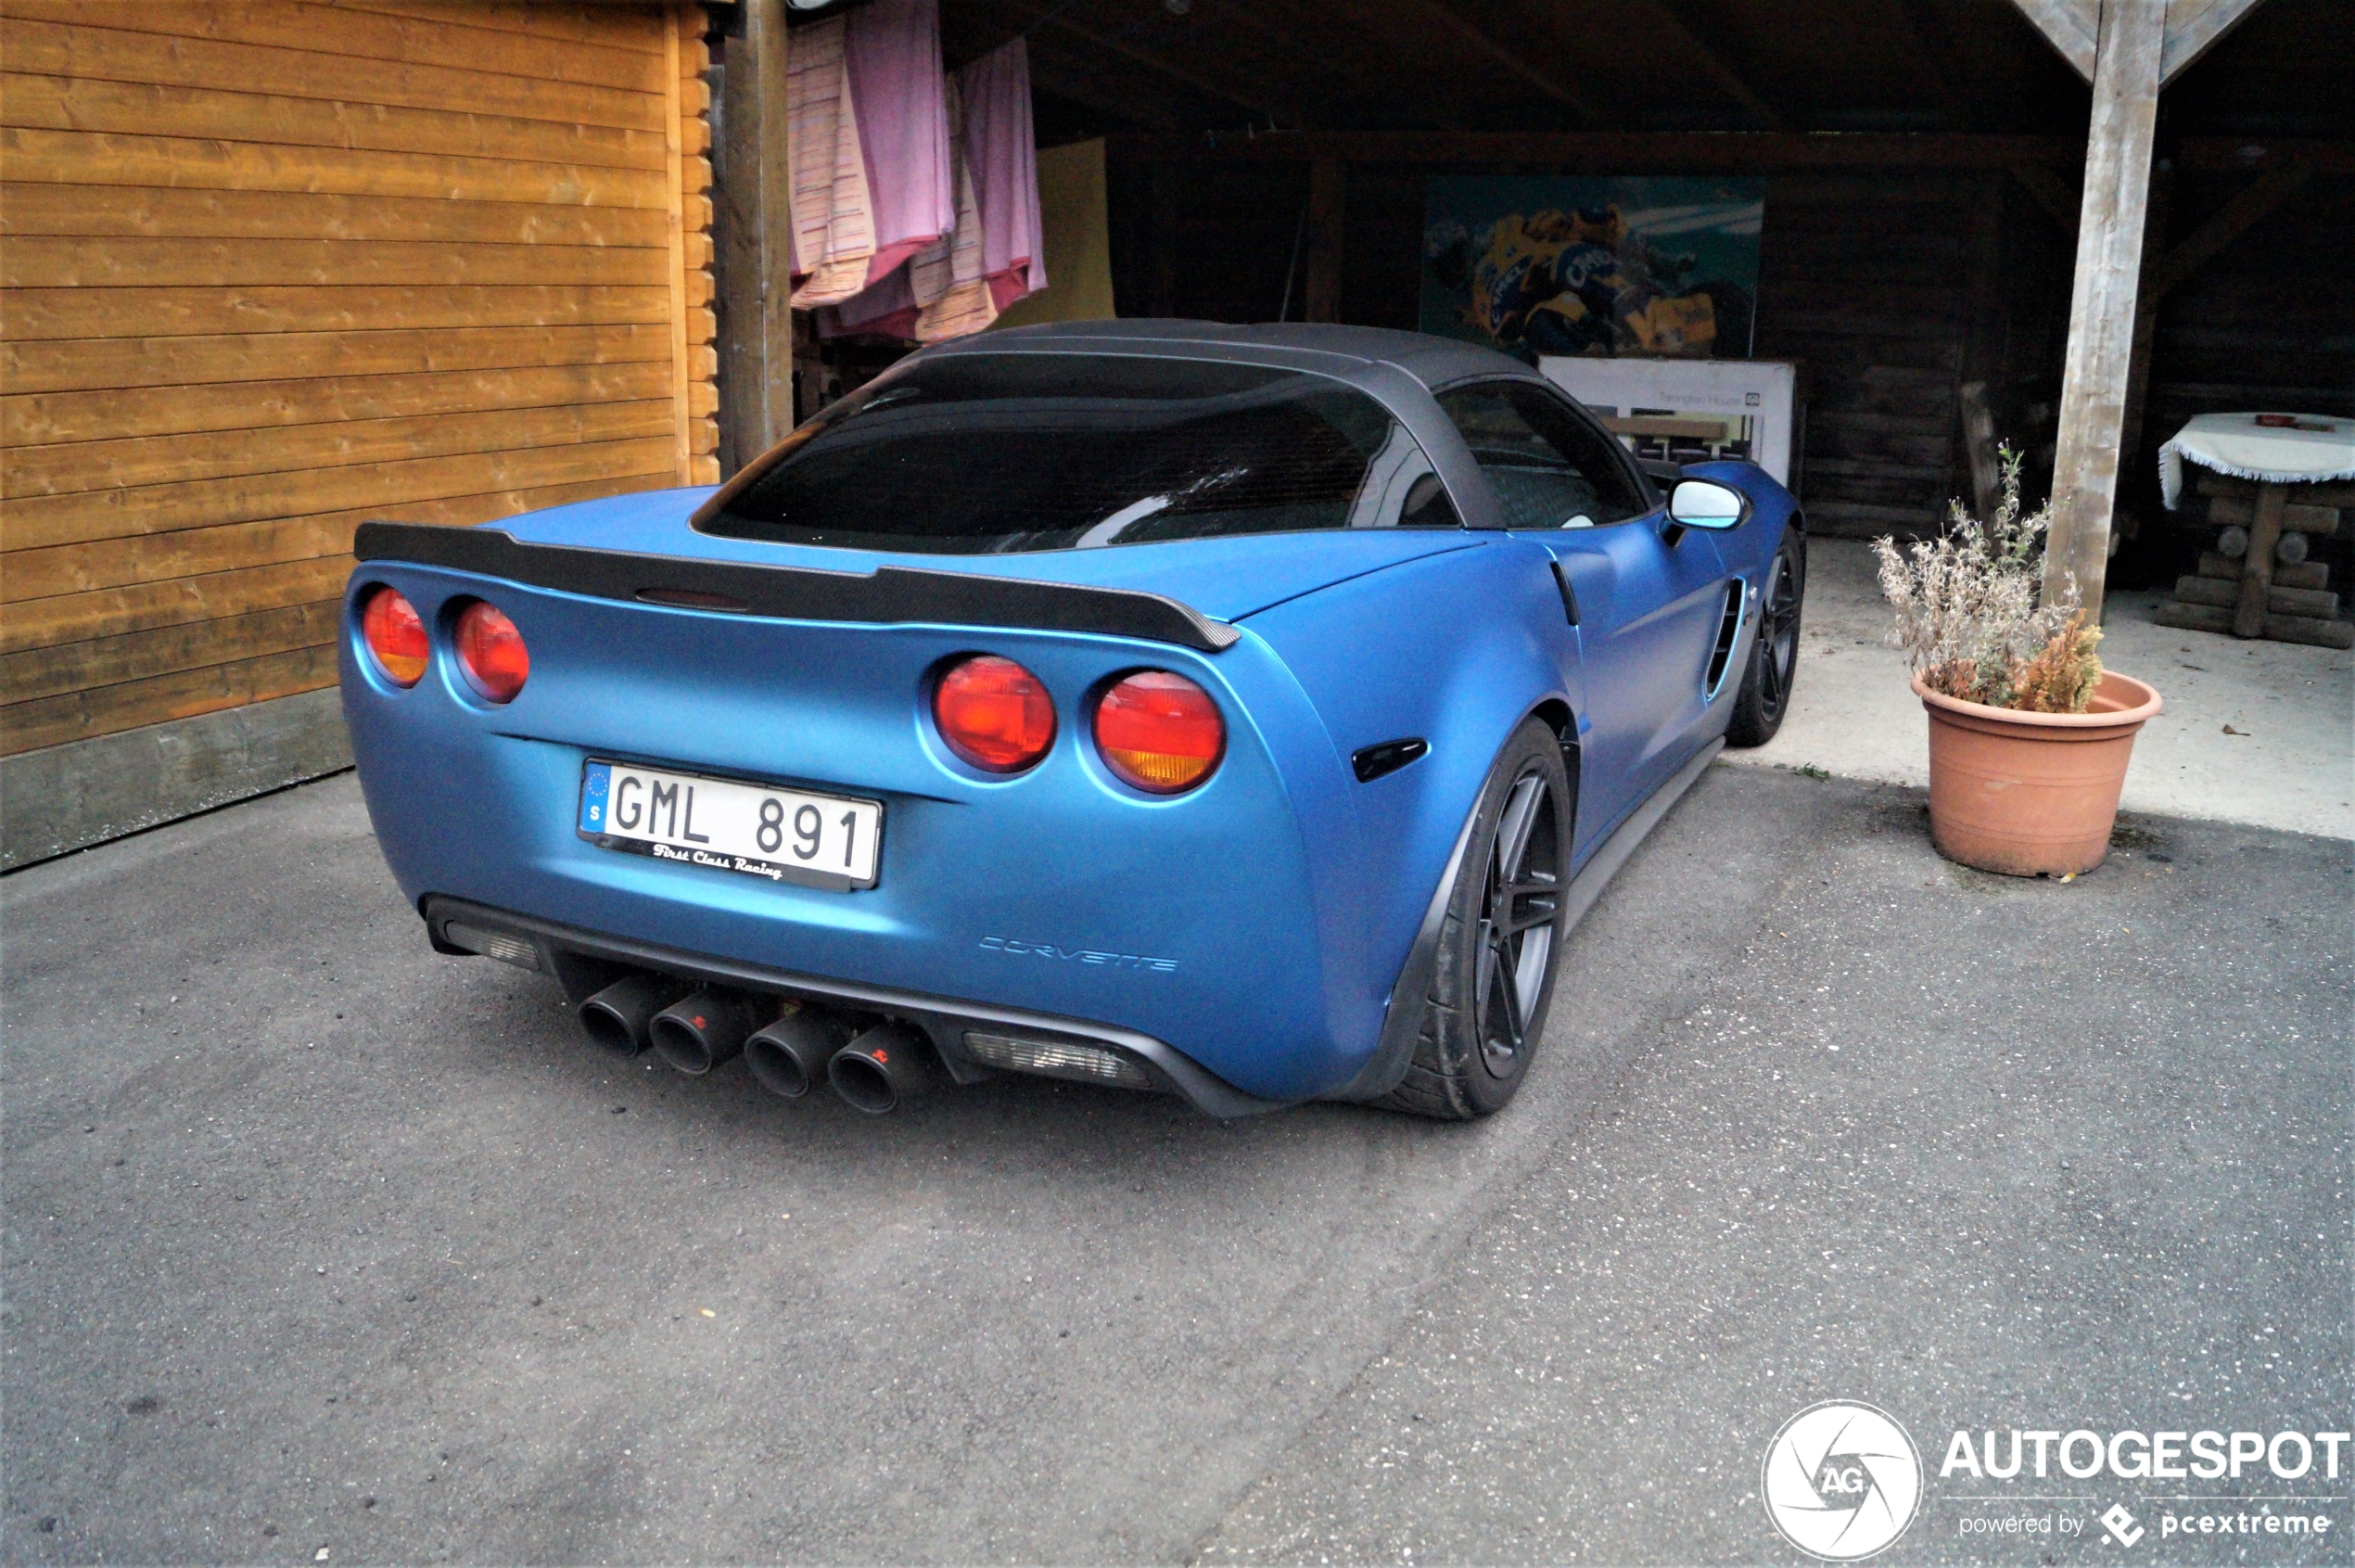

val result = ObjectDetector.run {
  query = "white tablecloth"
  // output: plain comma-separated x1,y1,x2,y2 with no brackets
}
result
2159,412,2355,509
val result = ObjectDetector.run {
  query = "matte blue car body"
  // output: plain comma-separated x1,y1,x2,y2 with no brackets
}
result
343,323,1798,1108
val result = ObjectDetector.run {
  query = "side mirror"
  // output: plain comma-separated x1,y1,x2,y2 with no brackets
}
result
1666,479,1749,529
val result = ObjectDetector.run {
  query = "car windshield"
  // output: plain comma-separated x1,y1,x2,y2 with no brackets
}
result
698,353,1458,554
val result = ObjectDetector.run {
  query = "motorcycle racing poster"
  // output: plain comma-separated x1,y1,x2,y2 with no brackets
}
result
1419,176,1763,360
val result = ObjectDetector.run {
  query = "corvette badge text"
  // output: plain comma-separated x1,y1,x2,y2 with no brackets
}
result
1763,1402,2349,1560
979,936,1179,973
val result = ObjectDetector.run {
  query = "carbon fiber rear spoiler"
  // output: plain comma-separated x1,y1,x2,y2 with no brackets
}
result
352,522,1241,653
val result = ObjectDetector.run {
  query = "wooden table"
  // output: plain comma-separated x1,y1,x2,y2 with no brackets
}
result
2152,472,2354,649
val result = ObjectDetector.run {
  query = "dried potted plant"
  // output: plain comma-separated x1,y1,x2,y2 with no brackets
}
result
1875,449,2163,876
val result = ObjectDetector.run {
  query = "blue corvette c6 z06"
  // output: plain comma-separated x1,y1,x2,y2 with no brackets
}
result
343,322,1804,1119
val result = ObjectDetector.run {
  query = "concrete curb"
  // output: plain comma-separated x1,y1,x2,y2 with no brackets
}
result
1,686,353,872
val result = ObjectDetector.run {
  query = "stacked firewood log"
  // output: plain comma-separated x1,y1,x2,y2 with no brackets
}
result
2152,473,2355,649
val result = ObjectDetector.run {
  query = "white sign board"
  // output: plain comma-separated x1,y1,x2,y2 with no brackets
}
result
1539,357,1798,488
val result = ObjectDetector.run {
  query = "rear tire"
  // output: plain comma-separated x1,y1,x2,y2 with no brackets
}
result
1725,529,1804,747
1376,719,1572,1121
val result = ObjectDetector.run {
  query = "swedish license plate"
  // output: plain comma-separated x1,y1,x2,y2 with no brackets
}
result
578,759,882,889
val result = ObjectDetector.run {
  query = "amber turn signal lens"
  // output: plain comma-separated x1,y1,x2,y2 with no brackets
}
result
934,655,1056,772
454,600,529,703
361,587,428,687
1094,670,1224,794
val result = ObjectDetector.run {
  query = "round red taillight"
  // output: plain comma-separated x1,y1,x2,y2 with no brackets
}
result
361,587,427,687
933,655,1055,773
1093,670,1224,794
454,600,528,703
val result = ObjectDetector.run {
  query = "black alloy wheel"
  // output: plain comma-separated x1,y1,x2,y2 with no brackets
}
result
1378,718,1572,1120
1475,768,1561,1077
1725,529,1805,747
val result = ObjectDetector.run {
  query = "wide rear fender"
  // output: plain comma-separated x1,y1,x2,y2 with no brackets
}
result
1240,539,1582,1030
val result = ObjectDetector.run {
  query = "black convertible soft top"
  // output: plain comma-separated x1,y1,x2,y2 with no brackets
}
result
700,322,1599,539
924,319,1547,392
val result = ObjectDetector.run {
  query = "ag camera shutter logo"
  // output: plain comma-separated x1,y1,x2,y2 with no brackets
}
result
1763,1400,1924,1560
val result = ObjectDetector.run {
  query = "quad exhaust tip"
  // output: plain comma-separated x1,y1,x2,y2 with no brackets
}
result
744,1004,851,1100
579,973,686,1056
650,988,755,1077
827,1024,936,1115
579,975,940,1113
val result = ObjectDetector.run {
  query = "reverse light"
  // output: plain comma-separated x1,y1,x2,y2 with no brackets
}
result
1093,670,1224,794
961,1030,1152,1089
454,600,529,702
933,655,1055,772
361,587,427,686
439,920,541,972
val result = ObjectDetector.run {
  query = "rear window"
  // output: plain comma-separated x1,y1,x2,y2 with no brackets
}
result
698,354,1458,554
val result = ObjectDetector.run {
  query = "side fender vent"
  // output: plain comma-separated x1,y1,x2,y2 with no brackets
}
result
1351,737,1429,783
1703,579,1745,699
1548,559,1579,626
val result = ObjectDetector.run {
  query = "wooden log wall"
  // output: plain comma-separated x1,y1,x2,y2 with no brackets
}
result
1751,174,1976,538
0,0,719,758
1754,172,2075,538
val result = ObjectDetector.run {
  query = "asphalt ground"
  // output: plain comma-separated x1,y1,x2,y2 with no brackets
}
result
3,765,2348,1565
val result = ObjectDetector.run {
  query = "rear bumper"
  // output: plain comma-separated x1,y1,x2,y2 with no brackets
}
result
342,557,1391,1103
421,894,1292,1118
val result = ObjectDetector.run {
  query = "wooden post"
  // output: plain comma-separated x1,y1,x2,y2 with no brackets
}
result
2040,0,2166,622
2234,482,2285,637
716,0,795,472
1304,159,1345,324
2111,156,2171,539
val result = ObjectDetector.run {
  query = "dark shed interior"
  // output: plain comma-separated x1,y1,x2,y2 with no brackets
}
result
893,2,2355,580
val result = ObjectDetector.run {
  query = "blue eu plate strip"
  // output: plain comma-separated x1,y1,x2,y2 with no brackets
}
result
579,761,612,834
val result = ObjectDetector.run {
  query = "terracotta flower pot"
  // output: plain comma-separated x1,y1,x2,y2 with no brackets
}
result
1914,670,2163,877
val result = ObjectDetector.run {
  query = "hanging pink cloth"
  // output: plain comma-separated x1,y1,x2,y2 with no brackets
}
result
910,75,999,341
957,37,1046,312
821,263,918,340
844,0,954,288
821,35,1047,340
822,77,994,342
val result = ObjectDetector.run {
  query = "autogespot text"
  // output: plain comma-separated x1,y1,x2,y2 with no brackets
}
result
1940,1428,2350,1482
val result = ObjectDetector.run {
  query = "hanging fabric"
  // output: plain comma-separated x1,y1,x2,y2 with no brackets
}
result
784,17,875,309
843,0,954,287
912,77,1000,341
821,258,915,338
821,33,1047,341
958,37,1046,313
822,75,988,340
